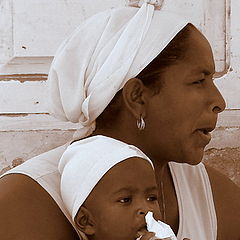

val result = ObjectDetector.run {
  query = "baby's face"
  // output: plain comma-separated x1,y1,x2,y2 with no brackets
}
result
82,157,161,240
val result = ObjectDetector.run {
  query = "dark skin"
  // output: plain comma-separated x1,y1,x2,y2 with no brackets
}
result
0,174,79,240
0,27,239,240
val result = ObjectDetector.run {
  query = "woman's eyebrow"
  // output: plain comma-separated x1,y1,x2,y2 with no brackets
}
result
203,70,215,76
190,68,215,76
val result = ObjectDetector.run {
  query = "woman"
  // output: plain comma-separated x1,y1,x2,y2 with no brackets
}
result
0,1,239,240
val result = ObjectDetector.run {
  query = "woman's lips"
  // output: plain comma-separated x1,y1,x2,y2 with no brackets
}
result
196,128,212,145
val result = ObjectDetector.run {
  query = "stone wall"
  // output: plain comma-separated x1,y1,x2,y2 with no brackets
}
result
204,147,240,186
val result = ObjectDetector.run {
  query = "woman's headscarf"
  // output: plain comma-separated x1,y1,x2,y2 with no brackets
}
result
48,0,189,138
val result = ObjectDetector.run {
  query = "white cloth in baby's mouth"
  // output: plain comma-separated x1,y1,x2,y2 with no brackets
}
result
145,211,177,240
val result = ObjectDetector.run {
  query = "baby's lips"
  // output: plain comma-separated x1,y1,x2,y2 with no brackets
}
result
136,227,148,238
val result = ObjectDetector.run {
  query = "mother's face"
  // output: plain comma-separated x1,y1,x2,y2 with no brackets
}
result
144,28,226,165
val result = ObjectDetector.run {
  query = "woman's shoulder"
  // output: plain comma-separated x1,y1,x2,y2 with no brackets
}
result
0,143,79,240
0,173,79,240
205,165,240,239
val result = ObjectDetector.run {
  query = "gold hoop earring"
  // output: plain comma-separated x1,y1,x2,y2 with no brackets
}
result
137,116,145,130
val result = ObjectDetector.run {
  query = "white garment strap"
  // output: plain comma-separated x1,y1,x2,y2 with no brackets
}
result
168,162,217,240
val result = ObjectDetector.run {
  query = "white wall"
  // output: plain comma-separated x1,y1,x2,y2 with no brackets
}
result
0,0,239,184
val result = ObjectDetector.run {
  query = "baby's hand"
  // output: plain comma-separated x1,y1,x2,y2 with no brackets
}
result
138,234,191,240
138,232,155,240
138,232,171,240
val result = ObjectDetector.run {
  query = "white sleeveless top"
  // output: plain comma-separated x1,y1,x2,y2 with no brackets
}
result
1,138,217,240
168,162,217,240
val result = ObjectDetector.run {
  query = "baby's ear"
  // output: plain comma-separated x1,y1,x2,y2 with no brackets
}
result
74,206,96,235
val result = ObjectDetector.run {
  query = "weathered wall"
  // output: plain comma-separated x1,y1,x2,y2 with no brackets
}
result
0,0,240,187
204,148,240,186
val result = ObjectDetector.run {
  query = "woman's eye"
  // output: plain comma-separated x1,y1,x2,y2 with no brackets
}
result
147,195,158,201
193,79,205,84
118,197,131,203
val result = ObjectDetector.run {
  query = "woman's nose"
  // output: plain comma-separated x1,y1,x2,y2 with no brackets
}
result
210,83,226,114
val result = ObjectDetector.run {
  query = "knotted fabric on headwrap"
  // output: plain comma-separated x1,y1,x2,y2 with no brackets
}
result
128,0,164,10
48,2,189,138
58,135,153,221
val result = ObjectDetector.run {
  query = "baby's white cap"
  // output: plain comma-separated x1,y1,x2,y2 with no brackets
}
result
58,135,153,221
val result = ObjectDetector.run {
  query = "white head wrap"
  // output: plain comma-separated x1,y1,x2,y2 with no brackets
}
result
48,1,189,138
58,135,153,221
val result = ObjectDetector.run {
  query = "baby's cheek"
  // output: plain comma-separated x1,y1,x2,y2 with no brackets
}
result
99,212,128,232
152,207,162,221
100,222,133,240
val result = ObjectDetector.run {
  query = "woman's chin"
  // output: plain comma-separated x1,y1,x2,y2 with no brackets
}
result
187,152,204,165
176,148,204,165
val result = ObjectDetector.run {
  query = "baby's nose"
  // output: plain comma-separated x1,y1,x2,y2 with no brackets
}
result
137,207,153,216
137,210,146,215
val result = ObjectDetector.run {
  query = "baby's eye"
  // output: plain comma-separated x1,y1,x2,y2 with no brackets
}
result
118,197,132,203
147,195,158,202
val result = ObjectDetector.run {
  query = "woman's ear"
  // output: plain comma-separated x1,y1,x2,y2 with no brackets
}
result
74,206,96,236
122,78,149,119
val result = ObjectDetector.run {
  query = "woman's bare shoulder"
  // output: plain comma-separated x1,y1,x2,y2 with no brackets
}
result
0,173,79,240
205,165,240,239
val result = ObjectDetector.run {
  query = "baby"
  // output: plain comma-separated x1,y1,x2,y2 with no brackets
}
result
59,135,176,240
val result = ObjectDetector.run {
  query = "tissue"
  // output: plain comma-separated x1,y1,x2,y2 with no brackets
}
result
145,211,177,240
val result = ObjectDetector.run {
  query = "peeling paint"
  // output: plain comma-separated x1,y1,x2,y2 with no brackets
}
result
12,157,24,167
0,165,11,175
0,73,48,82
0,113,29,117
0,113,49,117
